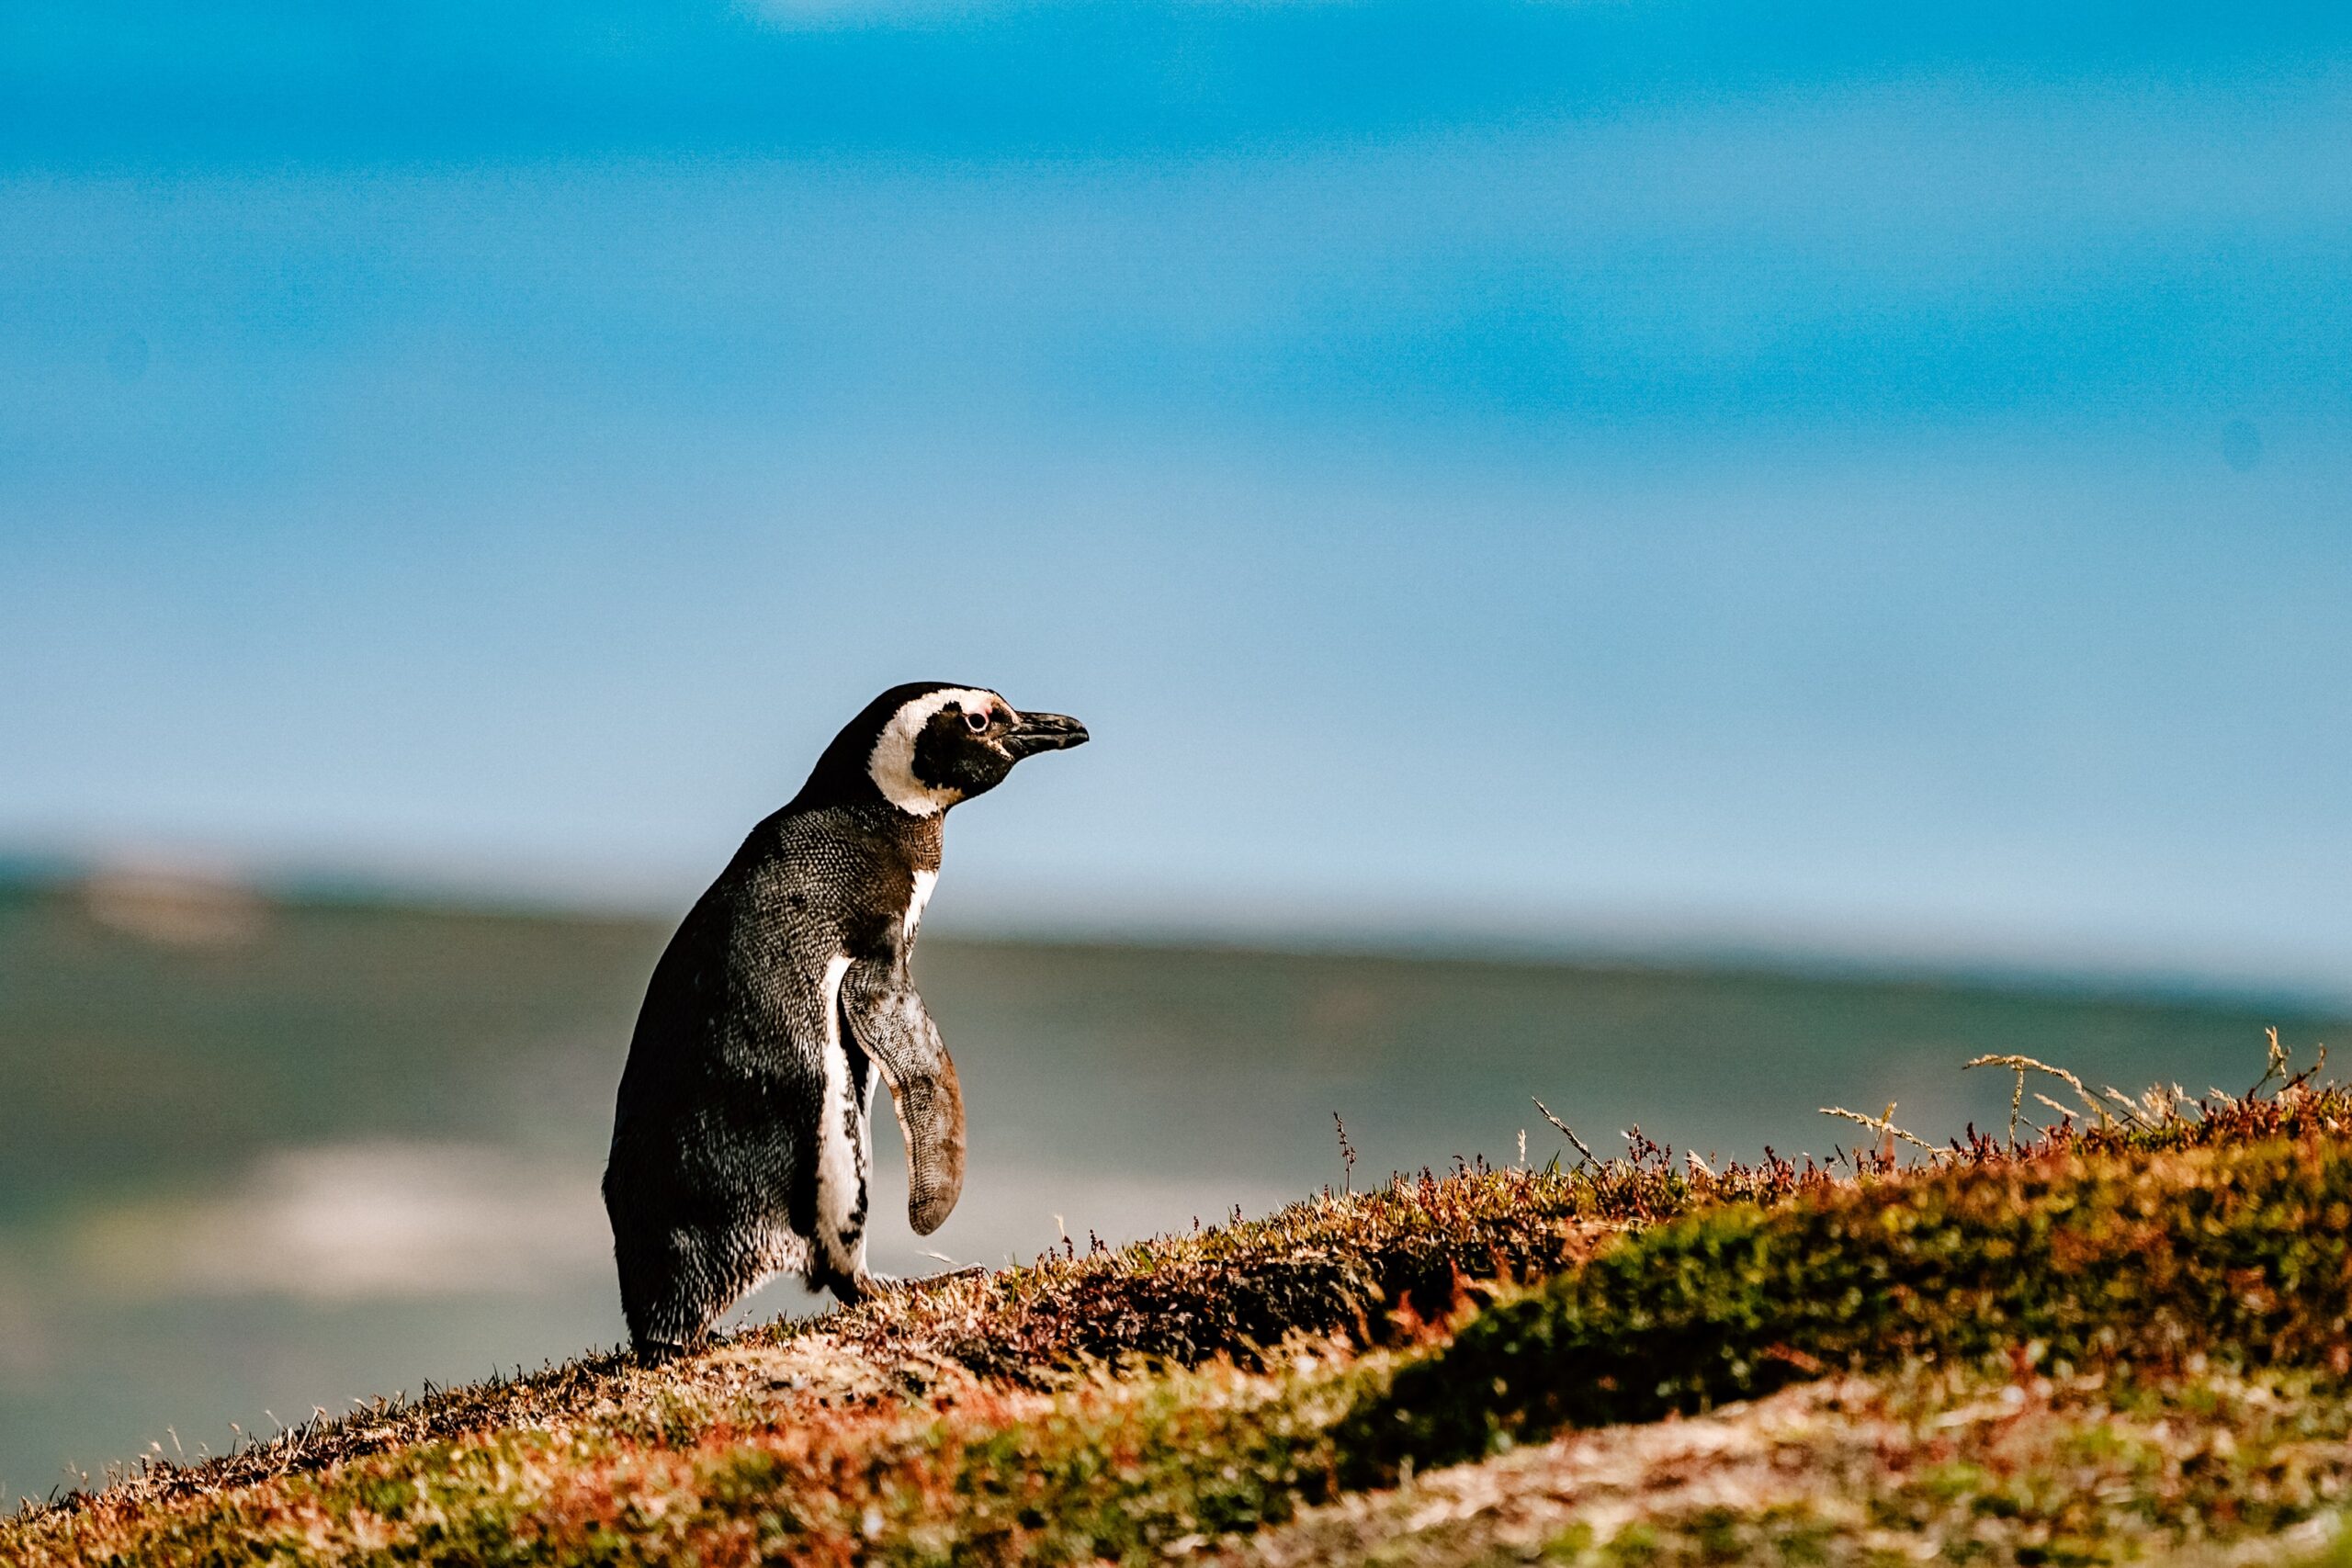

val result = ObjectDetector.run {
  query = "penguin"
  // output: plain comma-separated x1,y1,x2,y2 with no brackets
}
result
602,682,1089,1357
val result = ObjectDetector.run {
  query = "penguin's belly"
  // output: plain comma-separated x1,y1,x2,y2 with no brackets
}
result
810,953,870,1276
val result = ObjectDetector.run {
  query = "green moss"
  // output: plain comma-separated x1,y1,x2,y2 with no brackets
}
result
1343,1137,2352,1482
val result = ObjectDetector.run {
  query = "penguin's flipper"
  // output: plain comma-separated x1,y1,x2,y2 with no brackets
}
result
839,963,967,1235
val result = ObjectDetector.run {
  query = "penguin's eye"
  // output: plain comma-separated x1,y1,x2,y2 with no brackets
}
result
963,708,992,734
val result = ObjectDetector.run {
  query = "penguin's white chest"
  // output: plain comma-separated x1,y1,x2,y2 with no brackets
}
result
904,868,938,943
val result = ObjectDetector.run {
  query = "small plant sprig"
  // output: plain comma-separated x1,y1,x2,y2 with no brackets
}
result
1333,1111,1358,1194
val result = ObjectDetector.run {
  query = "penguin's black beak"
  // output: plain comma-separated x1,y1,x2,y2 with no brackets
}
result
1003,711,1089,759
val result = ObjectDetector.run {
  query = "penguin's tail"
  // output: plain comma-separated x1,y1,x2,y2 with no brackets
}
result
605,1168,703,1359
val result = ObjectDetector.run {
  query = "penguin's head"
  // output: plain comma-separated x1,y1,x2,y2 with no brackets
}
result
805,682,1089,818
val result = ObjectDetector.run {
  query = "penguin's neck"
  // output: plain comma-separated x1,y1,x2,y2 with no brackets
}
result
902,809,944,872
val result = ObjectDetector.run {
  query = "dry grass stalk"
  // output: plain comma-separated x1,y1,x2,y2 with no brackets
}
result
1531,1099,1600,1169
1965,1053,2116,1134
1815,1102,1939,1160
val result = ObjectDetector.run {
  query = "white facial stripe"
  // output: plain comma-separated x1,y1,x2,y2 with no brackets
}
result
814,953,863,1274
865,686,1001,817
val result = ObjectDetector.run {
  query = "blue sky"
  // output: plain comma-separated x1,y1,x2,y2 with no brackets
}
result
4,2,2349,993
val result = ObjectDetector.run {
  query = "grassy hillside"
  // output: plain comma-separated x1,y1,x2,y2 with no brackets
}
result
11,1043,2352,1565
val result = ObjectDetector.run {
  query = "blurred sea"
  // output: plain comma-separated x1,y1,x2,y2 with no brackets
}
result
1,872,2339,1505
